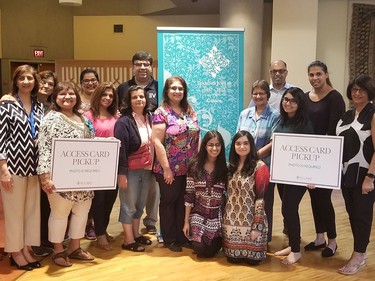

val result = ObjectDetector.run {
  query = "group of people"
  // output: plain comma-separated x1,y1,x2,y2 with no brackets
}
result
238,60,375,274
0,54,374,276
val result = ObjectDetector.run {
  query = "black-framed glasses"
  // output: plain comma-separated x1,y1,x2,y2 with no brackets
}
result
282,97,297,105
270,69,287,75
351,87,366,94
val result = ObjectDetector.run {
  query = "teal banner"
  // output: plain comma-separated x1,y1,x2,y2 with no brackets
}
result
157,27,244,154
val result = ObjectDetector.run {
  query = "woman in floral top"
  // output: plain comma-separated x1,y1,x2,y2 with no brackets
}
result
183,130,227,258
37,82,95,267
152,76,200,252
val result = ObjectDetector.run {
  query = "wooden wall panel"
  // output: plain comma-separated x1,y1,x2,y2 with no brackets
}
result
55,60,158,89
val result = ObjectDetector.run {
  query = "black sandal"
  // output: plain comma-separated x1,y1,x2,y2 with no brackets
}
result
135,235,152,245
121,242,145,252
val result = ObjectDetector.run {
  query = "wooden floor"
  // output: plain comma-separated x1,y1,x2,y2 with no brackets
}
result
2,190,375,281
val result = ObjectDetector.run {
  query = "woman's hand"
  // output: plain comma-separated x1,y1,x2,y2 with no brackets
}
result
307,183,316,190
250,230,261,240
42,180,55,194
362,177,374,194
183,221,190,238
163,168,174,185
118,174,128,189
0,170,13,192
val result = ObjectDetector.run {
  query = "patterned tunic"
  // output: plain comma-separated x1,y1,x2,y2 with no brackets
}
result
222,161,269,261
37,110,95,202
336,102,375,188
152,105,200,176
185,170,226,245
0,100,44,176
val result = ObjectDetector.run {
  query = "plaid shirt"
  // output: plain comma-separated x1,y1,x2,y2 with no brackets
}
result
236,104,280,167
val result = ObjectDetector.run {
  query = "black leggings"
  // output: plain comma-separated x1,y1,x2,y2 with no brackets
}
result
191,237,222,258
281,184,307,252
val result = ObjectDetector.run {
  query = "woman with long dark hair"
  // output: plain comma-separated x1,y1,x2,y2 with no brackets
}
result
222,130,269,265
183,130,227,258
273,87,314,264
304,61,345,257
84,82,119,250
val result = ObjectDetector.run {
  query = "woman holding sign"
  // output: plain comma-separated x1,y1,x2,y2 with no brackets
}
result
304,61,345,258
336,75,375,275
37,82,96,267
84,82,119,250
273,87,314,264
114,85,154,252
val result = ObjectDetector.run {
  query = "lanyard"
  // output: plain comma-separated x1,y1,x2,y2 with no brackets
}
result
15,93,37,139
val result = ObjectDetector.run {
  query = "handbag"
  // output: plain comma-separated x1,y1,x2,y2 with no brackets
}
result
128,143,152,170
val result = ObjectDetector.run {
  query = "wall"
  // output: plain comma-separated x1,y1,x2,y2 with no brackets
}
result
271,0,319,92
73,15,219,60
317,0,348,99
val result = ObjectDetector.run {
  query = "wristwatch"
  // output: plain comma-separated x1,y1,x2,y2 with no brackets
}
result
366,172,375,179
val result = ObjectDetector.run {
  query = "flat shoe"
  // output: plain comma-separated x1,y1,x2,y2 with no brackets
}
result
304,241,326,251
135,235,152,245
165,242,182,252
121,242,145,252
52,251,72,267
338,260,366,275
68,248,95,261
322,245,337,257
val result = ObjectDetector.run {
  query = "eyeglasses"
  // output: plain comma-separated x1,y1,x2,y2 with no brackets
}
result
134,62,151,68
351,87,366,94
206,143,221,148
170,86,184,91
252,92,267,97
270,69,287,75
82,78,98,84
282,97,297,105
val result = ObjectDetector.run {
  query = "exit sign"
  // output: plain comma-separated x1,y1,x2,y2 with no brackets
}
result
34,49,44,58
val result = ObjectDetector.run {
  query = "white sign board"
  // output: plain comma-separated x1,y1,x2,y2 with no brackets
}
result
51,138,120,191
270,133,344,189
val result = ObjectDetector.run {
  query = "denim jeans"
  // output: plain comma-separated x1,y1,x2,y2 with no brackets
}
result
118,169,154,224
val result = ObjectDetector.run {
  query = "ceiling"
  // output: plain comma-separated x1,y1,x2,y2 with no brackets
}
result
139,0,273,16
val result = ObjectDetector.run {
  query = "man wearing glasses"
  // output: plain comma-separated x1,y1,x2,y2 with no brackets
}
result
249,60,295,111
117,51,159,237
117,51,158,112
267,60,295,111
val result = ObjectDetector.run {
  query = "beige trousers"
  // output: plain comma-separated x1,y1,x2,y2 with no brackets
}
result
48,192,91,243
1,175,40,252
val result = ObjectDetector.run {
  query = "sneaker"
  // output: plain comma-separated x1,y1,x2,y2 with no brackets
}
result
85,225,97,240
32,246,53,257
145,225,157,235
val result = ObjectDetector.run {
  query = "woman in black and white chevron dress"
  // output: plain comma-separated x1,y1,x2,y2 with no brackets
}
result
0,65,43,271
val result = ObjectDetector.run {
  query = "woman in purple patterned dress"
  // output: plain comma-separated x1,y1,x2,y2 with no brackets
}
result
152,76,200,252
